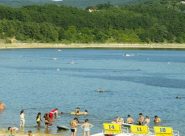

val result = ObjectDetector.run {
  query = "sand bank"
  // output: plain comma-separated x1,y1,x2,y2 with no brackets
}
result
0,129,67,136
0,43,185,49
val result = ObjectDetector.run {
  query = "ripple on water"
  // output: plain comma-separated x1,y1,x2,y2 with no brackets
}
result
0,49,185,135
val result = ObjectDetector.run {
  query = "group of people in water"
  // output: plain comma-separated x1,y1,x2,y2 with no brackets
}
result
0,104,162,136
74,107,88,115
112,113,161,127
70,108,92,136
70,118,93,136
7,107,92,136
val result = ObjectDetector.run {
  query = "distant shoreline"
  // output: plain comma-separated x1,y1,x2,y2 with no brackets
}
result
1,43,185,50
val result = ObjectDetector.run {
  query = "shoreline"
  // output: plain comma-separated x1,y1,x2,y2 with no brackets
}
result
0,43,185,50
0,129,67,136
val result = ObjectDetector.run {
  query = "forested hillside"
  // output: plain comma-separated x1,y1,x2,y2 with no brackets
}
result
0,0,154,8
0,0,185,43
0,0,44,8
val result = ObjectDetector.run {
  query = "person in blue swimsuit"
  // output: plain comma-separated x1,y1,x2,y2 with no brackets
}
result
81,119,93,136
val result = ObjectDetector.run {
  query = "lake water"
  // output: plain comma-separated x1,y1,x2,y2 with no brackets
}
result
0,49,185,135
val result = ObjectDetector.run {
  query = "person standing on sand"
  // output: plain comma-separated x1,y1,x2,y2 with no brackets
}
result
20,110,26,128
138,113,144,125
70,117,80,136
36,112,42,127
81,119,93,136
0,101,6,111
8,127,19,135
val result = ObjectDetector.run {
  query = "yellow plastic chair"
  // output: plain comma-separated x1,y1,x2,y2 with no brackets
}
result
103,123,123,134
154,126,174,136
131,125,149,135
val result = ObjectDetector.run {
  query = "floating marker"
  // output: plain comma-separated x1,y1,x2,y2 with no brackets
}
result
70,61,74,64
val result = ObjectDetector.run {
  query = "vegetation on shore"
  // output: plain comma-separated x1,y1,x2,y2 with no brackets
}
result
0,0,154,8
0,0,185,44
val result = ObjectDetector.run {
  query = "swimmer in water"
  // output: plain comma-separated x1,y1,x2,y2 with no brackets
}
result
127,115,134,124
116,116,120,123
59,112,64,115
75,110,81,116
112,116,122,125
70,60,74,64
84,110,88,115
154,116,161,124
120,118,124,124
97,89,105,92
0,101,6,111
138,113,144,125
144,116,150,126
70,117,80,136
49,108,58,118
74,107,80,114
81,119,93,136
44,113,52,128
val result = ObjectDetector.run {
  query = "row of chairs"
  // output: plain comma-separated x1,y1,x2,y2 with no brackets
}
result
103,123,179,136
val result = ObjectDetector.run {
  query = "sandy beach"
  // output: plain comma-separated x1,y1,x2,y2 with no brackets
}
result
0,129,67,136
0,43,185,49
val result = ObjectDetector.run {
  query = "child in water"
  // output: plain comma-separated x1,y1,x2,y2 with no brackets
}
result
84,110,88,115
144,116,150,126
44,113,52,128
36,112,42,127
75,110,80,116
81,119,93,136
20,110,26,128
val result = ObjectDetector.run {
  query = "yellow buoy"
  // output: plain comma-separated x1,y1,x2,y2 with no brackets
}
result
57,68,60,71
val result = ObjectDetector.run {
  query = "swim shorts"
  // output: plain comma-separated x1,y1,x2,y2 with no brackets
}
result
49,112,54,117
71,128,75,132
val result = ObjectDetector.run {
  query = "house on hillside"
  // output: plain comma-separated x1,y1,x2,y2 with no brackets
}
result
88,9,99,12
180,1,185,4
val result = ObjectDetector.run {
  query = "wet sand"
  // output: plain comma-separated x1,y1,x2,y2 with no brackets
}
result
0,129,67,136
0,43,185,49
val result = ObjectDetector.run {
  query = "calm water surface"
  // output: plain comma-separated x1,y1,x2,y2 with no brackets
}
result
0,49,185,135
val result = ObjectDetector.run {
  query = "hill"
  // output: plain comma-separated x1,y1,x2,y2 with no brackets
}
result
0,0,185,43
0,0,154,8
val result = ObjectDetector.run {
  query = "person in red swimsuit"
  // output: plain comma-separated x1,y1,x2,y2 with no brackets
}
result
49,108,58,118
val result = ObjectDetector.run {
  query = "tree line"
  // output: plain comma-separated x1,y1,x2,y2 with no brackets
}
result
0,0,185,43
